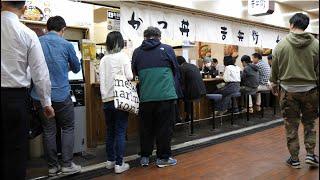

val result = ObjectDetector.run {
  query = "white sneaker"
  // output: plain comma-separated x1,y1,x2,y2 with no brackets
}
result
61,162,81,175
48,165,61,177
106,161,115,169
114,163,130,174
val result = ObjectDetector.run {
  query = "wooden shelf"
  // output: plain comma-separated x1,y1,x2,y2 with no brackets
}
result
20,19,90,30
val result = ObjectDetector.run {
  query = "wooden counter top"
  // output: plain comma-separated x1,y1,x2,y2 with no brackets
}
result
203,78,223,82
92,78,222,87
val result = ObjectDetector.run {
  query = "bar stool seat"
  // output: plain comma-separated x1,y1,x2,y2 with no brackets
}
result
257,90,271,118
206,94,222,129
206,94,223,101
242,91,256,122
230,92,241,125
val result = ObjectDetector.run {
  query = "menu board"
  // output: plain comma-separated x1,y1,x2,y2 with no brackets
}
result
22,0,52,21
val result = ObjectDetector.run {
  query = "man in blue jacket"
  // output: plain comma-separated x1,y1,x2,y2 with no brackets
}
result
31,16,81,176
132,26,181,168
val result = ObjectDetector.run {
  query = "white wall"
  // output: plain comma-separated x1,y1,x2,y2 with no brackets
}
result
149,0,319,34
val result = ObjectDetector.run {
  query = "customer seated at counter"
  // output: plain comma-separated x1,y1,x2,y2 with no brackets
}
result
177,56,206,122
211,56,241,116
252,53,271,111
240,55,259,113
202,57,219,78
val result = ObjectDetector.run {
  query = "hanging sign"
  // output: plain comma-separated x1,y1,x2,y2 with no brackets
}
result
120,4,287,49
248,0,275,16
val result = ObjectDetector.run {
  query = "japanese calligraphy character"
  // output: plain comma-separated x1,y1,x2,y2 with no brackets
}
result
251,0,255,8
237,30,244,42
255,0,260,6
158,21,168,29
252,30,259,44
128,12,143,30
276,35,281,43
221,27,227,40
179,19,189,37
260,0,266,8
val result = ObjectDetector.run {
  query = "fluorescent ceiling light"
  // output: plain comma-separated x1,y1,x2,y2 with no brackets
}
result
307,8,319,12
282,11,307,17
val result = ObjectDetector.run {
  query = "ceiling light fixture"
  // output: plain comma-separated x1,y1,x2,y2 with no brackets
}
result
307,8,319,12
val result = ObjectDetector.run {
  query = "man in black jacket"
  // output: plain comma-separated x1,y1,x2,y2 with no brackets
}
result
177,56,206,122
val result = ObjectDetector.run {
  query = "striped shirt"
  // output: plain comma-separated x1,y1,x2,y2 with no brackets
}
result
256,60,271,85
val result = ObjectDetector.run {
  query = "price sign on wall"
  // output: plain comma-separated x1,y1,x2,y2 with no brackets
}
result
107,10,120,31
107,11,120,20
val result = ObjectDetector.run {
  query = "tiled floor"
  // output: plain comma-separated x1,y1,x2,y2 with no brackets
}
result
27,108,283,179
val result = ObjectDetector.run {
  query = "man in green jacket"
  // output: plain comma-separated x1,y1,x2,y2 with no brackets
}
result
270,13,319,169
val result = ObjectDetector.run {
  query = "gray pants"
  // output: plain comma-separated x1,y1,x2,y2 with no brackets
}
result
35,97,75,168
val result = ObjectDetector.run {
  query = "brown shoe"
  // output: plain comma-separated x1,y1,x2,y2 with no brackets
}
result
248,107,254,114
255,105,261,112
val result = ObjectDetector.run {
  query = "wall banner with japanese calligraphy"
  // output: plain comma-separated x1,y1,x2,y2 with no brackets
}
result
120,3,288,49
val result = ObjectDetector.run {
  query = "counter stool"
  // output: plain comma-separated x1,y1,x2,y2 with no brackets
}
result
230,92,241,125
242,91,256,122
257,90,271,118
206,94,222,129
185,100,194,135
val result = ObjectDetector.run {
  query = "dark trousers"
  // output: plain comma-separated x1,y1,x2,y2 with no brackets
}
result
213,82,240,111
139,100,175,159
103,101,129,165
34,97,75,168
1,88,28,180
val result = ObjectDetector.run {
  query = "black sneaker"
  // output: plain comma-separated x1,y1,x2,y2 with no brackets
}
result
286,157,301,169
305,154,319,167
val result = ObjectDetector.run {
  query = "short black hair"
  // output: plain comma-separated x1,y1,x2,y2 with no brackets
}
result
267,54,272,60
47,16,66,32
176,56,186,65
289,13,309,30
144,26,161,39
241,55,251,63
2,1,25,9
106,31,124,53
212,58,218,63
224,56,234,66
252,53,262,60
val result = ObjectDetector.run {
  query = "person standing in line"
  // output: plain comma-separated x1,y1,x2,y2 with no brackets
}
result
132,27,179,168
30,16,81,176
270,13,319,169
99,31,133,173
251,52,271,111
240,55,259,113
1,1,55,179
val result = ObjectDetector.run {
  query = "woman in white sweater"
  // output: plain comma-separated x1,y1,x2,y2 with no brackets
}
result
213,56,241,116
99,32,133,174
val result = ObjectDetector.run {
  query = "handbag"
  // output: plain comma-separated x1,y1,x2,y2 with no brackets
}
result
27,83,43,139
113,66,139,114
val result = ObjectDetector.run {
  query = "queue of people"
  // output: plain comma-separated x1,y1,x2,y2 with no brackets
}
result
1,1,318,179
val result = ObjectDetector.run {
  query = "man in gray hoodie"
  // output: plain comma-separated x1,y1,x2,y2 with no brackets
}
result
240,55,259,113
270,13,319,169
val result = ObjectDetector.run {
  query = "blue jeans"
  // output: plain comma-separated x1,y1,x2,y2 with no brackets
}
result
103,101,129,165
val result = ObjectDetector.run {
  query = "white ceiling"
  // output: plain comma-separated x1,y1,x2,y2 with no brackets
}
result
82,0,319,19
278,0,319,15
